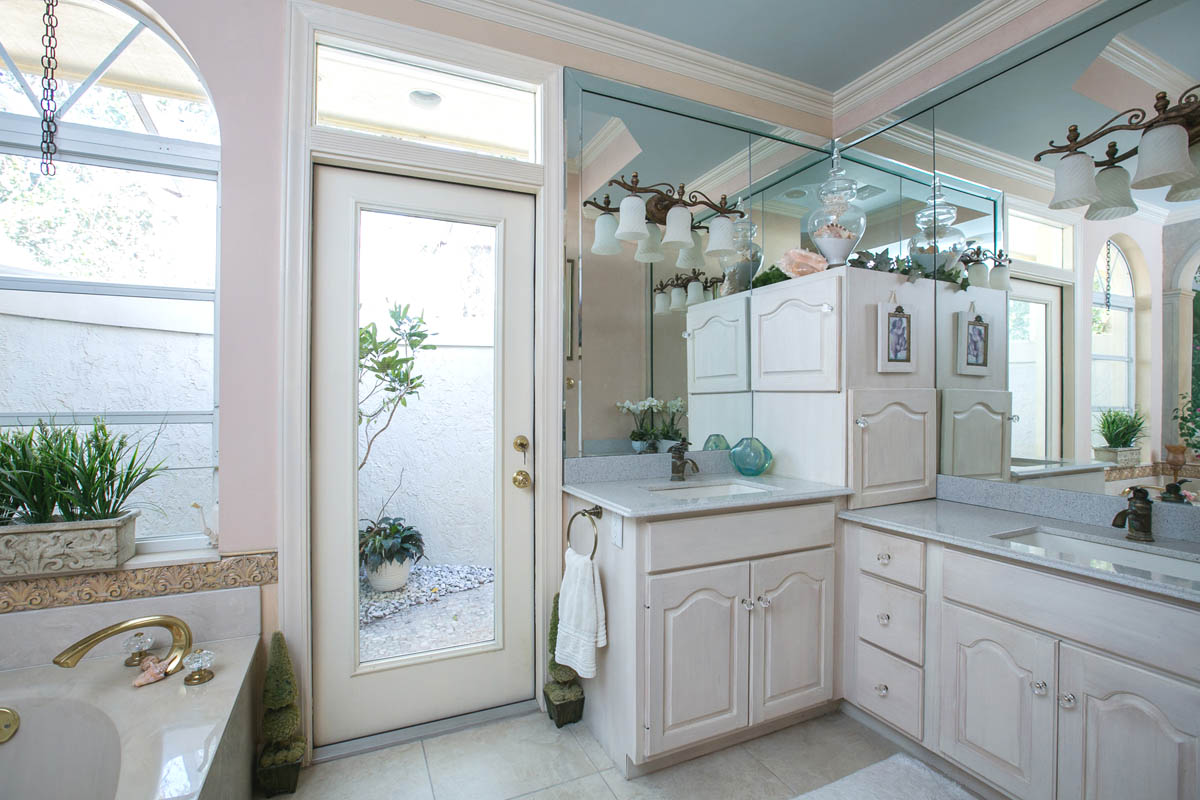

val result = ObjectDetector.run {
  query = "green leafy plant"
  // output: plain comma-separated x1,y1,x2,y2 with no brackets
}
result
1095,408,1147,448
358,303,437,470
257,632,305,795
358,516,426,571
751,265,789,288
1174,394,1200,452
543,592,584,727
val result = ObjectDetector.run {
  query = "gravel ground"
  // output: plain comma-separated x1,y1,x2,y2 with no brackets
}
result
359,583,495,662
359,563,494,625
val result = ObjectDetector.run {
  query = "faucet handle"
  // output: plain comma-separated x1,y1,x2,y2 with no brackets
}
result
122,631,156,667
182,648,215,686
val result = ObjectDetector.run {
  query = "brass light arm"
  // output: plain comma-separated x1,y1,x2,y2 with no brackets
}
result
53,615,193,676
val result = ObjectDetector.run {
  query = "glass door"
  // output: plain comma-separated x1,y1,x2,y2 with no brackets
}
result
1009,278,1062,460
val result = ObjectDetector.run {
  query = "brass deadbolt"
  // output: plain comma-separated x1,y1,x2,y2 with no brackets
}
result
0,708,18,744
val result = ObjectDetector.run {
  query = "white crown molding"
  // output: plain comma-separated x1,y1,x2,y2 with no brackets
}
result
1166,204,1200,226
833,0,1048,120
1100,35,1198,99
414,0,832,118
581,116,629,168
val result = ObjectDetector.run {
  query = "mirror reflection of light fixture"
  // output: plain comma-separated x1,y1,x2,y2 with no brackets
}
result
1085,163,1138,221
615,195,649,241
662,205,693,247
1166,144,1200,202
1048,153,1100,209
633,223,665,263
584,172,743,254
676,230,707,269
705,215,736,256
1130,123,1196,189
669,284,686,311
652,283,670,315
685,279,704,306
590,208,621,255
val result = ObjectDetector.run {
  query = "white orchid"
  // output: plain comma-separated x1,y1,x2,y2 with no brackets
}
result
617,396,664,438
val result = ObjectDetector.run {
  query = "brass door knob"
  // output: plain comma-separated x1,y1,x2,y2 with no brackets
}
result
512,470,532,489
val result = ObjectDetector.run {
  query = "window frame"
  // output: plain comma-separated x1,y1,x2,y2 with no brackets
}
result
0,3,220,550
1090,242,1136,417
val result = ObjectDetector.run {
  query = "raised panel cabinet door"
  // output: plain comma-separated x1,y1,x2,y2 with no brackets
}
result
849,388,937,509
939,603,1057,800
940,389,1012,480
1058,644,1200,800
750,549,834,724
686,294,750,393
645,561,750,757
750,274,841,391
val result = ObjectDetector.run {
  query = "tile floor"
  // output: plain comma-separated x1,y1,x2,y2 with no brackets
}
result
291,709,903,800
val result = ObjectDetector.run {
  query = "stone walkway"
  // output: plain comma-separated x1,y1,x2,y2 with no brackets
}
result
359,583,495,662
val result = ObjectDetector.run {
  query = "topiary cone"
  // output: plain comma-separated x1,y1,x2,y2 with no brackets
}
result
543,593,584,727
258,631,305,796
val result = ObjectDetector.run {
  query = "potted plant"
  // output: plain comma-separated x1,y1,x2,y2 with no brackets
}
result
256,632,305,797
616,397,662,453
0,421,163,579
359,514,425,592
1170,393,1200,471
656,397,687,452
1093,408,1147,466
542,593,584,727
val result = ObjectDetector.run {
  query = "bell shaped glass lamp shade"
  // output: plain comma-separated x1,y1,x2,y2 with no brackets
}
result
614,195,648,241
966,261,989,288
1165,144,1200,202
705,215,736,257
685,280,704,306
1085,166,1138,221
676,230,707,269
669,285,686,311
703,286,714,302
652,291,669,315
1131,124,1197,190
1049,153,1100,209
662,205,693,247
590,212,622,255
633,222,665,263
989,264,1012,291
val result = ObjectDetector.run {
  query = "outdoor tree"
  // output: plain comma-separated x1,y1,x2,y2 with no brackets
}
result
358,303,437,470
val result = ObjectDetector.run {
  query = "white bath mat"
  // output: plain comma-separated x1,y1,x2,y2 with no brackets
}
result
795,753,976,800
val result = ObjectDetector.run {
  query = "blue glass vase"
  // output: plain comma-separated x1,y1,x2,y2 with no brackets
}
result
703,433,731,451
729,437,772,476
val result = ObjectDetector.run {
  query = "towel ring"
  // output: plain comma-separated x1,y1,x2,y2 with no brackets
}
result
567,505,603,560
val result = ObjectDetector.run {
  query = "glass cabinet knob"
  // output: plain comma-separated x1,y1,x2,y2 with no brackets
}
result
1058,692,1077,709
877,612,891,626
874,683,889,697
876,552,892,566
1031,680,1048,696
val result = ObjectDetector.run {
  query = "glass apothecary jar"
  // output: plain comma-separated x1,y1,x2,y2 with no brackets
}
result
907,179,967,272
806,152,865,266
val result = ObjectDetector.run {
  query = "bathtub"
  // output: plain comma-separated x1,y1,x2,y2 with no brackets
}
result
0,635,257,800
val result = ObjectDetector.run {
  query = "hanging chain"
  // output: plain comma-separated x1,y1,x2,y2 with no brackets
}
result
1103,240,1113,312
39,0,59,176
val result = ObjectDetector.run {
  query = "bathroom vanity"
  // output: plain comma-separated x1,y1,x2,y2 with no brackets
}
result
562,476,852,777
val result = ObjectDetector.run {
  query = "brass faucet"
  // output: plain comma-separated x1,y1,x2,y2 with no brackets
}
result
53,615,193,676
1112,486,1153,543
668,440,699,482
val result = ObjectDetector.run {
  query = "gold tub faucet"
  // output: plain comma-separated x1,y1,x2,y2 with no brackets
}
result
53,615,194,676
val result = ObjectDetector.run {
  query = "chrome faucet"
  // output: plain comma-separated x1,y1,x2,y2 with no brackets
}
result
53,615,193,676
668,440,699,482
1113,486,1153,543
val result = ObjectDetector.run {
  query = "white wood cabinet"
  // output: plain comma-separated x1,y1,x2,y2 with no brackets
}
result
750,273,841,392
686,294,750,393
750,550,834,724
938,603,1057,800
939,389,1012,480
646,562,749,755
848,388,937,508
1057,644,1200,800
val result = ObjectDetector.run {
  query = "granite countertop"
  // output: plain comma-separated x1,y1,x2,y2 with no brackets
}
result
840,499,1200,604
563,474,852,519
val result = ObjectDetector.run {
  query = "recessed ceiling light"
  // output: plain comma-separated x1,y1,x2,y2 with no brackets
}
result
783,189,806,199
856,184,885,200
409,90,442,108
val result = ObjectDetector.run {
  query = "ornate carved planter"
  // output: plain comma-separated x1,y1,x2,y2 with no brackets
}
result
0,511,138,580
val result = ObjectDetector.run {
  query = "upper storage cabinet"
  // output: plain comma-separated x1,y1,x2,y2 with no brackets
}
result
750,272,841,392
849,388,937,508
687,294,750,394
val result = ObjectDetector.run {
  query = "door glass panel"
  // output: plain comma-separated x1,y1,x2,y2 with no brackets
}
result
356,209,497,663
1009,297,1048,459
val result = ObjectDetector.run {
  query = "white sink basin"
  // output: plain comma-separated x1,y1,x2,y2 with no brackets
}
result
648,482,768,500
992,527,1200,583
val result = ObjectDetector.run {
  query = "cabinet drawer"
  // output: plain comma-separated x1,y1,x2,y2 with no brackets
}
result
855,640,923,740
856,528,924,589
857,574,924,664
647,503,833,573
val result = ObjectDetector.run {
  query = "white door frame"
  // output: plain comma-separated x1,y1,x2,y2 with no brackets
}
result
280,0,564,759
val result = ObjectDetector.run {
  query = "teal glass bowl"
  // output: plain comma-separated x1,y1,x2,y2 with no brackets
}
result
729,437,772,476
703,433,731,451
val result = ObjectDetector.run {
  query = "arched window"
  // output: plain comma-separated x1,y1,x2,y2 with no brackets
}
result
1091,241,1135,424
0,0,219,548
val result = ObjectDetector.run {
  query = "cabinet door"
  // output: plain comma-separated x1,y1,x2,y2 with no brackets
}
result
750,549,833,724
687,294,749,393
750,273,841,391
646,562,750,756
940,389,1012,480
1058,644,1200,800
849,388,936,509
939,603,1057,800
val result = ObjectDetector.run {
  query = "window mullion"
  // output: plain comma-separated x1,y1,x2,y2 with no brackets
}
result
0,38,40,113
56,23,146,119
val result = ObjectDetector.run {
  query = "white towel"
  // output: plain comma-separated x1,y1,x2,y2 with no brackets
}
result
555,545,607,679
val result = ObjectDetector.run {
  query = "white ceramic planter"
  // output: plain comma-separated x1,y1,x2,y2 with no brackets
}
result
1093,446,1141,467
0,511,138,579
367,559,412,592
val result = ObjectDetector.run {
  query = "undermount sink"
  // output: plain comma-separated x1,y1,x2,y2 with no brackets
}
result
648,482,768,500
992,527,1200,583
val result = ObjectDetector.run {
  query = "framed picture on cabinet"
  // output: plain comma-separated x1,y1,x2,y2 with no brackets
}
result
955,312,990,376
876,303,915,373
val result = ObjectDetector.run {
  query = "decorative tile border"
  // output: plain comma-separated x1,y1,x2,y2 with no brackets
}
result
0,551,277,614
1104,462,1200,482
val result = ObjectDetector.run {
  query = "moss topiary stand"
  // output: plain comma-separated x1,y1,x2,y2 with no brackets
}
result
543,593,585,728
256,632,306,796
